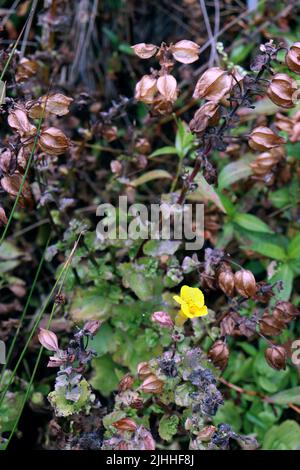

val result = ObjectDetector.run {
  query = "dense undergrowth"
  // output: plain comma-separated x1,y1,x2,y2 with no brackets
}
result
0,0,300,450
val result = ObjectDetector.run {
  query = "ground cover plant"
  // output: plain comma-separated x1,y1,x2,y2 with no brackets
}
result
0,0,300,451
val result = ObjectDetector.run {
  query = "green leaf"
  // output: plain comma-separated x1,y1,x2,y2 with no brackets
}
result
158,414,179,441
230,43,254,63
218,158,253,190
119,260,163,301
217,193,236,217
270,387,300,405
0,391,24,433
214,401,242,433
234,213,273,234
48,379,93,417
69,286,116,322
131,170,172,187
0,241,23,273
149,146,178,158
240,233,287,261
92,323,116,356
287,234,300,260
263,420,300,450
270,264,294,301
269,188,290,209
91,355,122,396
143,240,181,257
188,174,226,213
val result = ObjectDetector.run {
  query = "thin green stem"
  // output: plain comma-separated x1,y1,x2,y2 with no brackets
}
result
0,233,51,386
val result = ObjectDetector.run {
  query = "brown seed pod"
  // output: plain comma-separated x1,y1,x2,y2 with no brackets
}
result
267,73,298,108
217,270,235,297
139,374,164,394
16,57,38,83
275,112,294,134
208,340,229,370
259,310,286,336
250,147,285,176
248,126,285,151
265,345,287,370
135,138,151,154
137,361,152,379
39,127,69,155
273,301,299,324
193,67,233,102
234,269,256,298
157,75,177,102
286,42,300,75
131,43,158,59
135,75,157,104
0,206,8,226
8,108,37,137
112,418,138,432
28,93,73,119
118,374,134,392
189,101,220,134
38,328,59,352
170,40,200,64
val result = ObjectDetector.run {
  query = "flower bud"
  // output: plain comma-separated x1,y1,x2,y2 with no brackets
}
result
83,320,101,336
140,374,164,394
135,75,157,104
118,373,134,392
265,345,287,370
248,126,285,151
217,270,235,297
193,67,233,102
189,101,220,134
259,310,285,336
273,301,298,324
286,42,300,75
132,43,158,59
157,75,177,102
171,40,200,64
39,127,69,155
267,73,298,108
112,418,138,432
234,269,256,298
151,311,174,329
137,361,152,378
38,328,59,352
208,340,229,370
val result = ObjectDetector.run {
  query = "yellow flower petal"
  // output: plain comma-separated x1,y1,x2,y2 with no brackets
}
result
180,301,191,317
173,295,183,305
191,287,204,307
193,305,208,317
180,285,193,302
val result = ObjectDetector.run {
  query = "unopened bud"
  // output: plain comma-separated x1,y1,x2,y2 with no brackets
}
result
38,328,59,352
151,311,174,329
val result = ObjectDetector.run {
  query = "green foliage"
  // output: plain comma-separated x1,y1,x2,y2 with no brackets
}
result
158,414,179,441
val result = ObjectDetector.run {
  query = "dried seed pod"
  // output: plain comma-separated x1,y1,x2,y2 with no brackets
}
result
290,121,300,143
248,126,285,151
8,108,36,137
151,311,174,329
208,340,229,370
234,269,256,298
220,313,236,336
265,345,287,370
112,418,138,432
275,112,294,134
273,301,298,324
286,42,300,75
0,148,13,173
140,374,164,394
170,40,200,64
217,270,235,297
250,147,284,176
137,361,152,379
193,67,233,102
28,93,73,118
157,75,177,102
131,43,158,59
135,75,157,104
197,425,217,442
151,97,173,115
38,328,59,352
189,101,220,134
16,57,38,82
259,310,286,336
39,127,69,155
1,172,33,208
118,374,134,392
102,125,118,142
267,73,298,108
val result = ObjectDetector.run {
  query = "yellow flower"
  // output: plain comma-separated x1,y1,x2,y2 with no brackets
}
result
173,285,208,324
